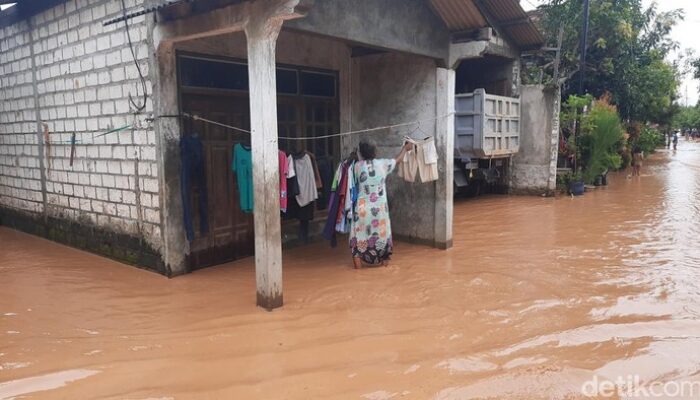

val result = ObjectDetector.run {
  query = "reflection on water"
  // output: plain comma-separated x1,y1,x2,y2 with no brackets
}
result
1,143,700,399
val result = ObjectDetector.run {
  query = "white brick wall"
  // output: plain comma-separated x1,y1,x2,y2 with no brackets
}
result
0,0,163,250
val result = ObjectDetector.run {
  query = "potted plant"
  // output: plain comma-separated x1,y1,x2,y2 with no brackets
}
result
568,171,585,196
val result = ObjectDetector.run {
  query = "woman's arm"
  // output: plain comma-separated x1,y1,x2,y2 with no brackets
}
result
395,142,412,164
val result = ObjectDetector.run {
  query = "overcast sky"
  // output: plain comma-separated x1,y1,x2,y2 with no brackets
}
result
522,0,700,106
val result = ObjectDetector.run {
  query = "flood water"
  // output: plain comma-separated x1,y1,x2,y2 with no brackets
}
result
2,143,700,400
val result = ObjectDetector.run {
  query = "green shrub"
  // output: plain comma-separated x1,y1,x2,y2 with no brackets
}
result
556,171,583,190
632,126,664,155
580,97,625,183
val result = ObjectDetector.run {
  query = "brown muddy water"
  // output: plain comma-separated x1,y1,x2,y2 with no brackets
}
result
2,143,700,400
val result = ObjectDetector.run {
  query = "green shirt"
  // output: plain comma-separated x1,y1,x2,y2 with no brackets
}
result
232,143,253,213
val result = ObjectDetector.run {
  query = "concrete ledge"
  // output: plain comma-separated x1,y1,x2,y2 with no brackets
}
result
509,188,556,197
0,207,168,276
435,239,453,250
394,234,443,249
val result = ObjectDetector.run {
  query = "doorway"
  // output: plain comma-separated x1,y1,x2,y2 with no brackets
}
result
177,53,340,270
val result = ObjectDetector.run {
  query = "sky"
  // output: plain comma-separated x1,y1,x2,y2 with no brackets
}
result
522,0,700,106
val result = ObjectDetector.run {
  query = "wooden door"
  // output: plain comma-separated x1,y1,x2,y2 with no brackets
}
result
182,92,254,270
180,91,340,270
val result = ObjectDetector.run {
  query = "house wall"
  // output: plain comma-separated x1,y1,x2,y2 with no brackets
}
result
165,32,453,251
510,84,561,195
286,0,450,63
0,0,166,272
0,0,455,275
348,52,450,245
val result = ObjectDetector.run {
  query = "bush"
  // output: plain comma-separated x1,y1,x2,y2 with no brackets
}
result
632,126,664,155
580,96,625,183
556,171,583,190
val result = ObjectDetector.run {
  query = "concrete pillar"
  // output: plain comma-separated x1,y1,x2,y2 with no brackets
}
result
547,86,562,192
150,41,188,276
245,6,285,311
434,68,455,249
153,0,310,306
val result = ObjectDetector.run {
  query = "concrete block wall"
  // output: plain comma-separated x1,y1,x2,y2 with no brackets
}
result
0,0,164,266
0,20,43,213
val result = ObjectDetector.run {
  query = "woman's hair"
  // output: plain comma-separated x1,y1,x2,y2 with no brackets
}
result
358,141,376,160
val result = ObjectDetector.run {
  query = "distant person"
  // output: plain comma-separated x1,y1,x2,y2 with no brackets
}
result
632,149,643,176
667,132,672,149
673,130,679,150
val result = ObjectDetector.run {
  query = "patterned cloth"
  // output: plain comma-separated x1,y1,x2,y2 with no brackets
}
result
349,158,396,264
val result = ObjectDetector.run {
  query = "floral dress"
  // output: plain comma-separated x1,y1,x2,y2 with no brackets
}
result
349,159,396,264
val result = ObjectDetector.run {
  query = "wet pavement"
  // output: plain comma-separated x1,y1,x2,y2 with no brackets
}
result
2,142,700,399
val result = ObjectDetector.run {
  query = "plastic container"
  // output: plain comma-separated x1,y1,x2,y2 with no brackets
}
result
569,181,585,196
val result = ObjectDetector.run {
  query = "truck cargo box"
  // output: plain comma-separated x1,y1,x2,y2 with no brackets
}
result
455,89,520,160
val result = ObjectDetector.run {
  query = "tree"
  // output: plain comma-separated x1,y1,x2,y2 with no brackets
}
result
674,106,700,130
523,0,683,124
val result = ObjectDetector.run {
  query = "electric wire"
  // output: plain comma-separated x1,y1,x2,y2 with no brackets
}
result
121,0,148,113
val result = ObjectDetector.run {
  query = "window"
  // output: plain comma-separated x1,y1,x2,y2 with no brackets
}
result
276,68,298,95
179,57,249,91
300,71,336,98
179,56,337,99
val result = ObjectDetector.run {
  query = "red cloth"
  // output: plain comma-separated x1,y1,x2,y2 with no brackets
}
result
335,163,348,225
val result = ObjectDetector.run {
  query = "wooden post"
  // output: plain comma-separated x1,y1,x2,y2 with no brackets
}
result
244,0,307,310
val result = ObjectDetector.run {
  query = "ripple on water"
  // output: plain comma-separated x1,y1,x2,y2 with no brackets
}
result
0,362,31,371
435,357,498,374
0,369,99,399
362,390,398,400
1,144,700,399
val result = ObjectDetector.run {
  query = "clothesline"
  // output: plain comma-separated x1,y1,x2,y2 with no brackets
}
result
4,111,451,146
181,112,455,141
51,125,133,144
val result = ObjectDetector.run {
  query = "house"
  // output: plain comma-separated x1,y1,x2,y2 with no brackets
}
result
0,0,551,309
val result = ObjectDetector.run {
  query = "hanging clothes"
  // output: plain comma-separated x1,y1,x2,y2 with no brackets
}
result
334,162,349,233
344,161,355,229
306,151,323,189
287,154,300,198
283,154,300,220
180,135,209,242
398,136,439,183
232,143,254,213
323,161,347,247
350,159,397,265
279,150,289,212
316,156,333,210
294,153,318,207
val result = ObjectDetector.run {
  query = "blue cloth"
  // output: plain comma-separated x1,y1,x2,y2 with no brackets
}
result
180,135,209,242
323,162,346,248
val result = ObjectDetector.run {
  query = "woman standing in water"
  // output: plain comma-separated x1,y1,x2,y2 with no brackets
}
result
350,141,412,269
632,148,644,176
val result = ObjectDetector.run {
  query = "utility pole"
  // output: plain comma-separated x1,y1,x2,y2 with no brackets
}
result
553,26,565,85
579,0,590,94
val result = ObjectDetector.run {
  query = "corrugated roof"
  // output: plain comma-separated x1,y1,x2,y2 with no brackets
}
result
430,0,486,31
429,0,544,49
